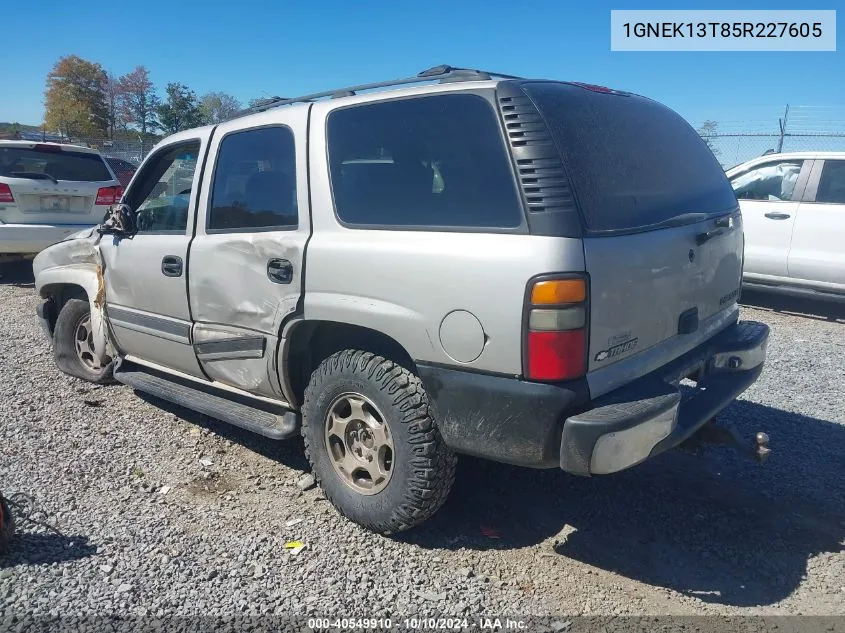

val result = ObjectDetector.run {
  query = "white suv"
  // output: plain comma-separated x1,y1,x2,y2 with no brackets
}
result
0,141,122,260
727,151,845,302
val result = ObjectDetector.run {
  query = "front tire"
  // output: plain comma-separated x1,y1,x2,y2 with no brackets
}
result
53,298,114,384
0,494,14,552
302,350,457,534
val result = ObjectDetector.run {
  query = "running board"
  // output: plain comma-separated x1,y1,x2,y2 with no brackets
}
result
113,362,299,440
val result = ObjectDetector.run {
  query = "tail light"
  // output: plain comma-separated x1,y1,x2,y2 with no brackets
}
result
524,276,589,381
96,186,124,205
0,184,13,203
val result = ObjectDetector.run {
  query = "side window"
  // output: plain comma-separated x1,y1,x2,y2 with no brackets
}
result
815,160,845,204
129,141,200,233
208,126,297,231
326,93,523,229
730,160,803,202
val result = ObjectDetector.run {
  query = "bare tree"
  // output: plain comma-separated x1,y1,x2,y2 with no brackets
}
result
104,71,126,139
696,120,721,156
119,66,160,137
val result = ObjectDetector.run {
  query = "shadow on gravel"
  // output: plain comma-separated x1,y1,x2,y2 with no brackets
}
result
404,400,845,608
741,289,845,323
0,261,35,288
0,532,96,568
133,391,310,472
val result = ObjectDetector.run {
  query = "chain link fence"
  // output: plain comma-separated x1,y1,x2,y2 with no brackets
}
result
71,138,152,166
709,133,845,169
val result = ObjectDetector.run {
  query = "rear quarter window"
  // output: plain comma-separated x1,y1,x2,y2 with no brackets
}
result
326,93,523,230
522,82,737,233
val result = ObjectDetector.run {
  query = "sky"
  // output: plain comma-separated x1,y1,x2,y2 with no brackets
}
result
1,0,842,132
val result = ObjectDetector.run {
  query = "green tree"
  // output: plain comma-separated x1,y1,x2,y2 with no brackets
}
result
247,97,280,109
157,83,204,135
43,55,109,139
119,66,160,137
199,92,241,124
696,120,721,157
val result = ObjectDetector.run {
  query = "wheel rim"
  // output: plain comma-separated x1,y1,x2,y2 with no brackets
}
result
324,393,395,495
74,313,110,371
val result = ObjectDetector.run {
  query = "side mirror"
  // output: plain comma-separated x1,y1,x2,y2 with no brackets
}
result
98,203,137,239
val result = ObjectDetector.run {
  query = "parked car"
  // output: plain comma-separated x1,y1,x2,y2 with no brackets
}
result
32,66,769,533
0,141,123,260
727,152,845,301
103,156,138,189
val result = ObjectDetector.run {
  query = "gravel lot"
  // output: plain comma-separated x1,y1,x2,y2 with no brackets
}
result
1,261,844,625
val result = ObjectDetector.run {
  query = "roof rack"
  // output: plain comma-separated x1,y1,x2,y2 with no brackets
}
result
233,65,522,118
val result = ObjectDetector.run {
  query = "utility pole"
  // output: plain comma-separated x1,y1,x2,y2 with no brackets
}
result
777,104,790,153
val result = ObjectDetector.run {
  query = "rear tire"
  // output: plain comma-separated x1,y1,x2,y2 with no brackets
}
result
302,349,456,534
53,298,114,384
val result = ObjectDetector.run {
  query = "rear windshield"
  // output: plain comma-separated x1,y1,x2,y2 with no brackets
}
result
0,146,112,182
522,82,737,233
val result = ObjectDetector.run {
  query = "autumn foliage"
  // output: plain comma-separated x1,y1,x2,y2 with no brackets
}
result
42,55,242,141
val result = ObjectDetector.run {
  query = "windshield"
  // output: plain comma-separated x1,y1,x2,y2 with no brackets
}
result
0,146,112,182
522,82,738,233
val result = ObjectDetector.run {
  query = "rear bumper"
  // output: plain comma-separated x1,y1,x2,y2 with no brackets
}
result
418,320,769,473
561,320,769,475
0,223,96,255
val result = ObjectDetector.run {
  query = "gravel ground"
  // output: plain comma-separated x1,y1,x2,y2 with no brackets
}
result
1,262,844,625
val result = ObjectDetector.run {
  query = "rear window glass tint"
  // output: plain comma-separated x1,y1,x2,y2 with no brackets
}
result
522,82,737,233
0,146,111,182
327,93,523,229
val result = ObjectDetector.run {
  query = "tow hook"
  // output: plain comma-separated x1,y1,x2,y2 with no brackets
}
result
682,420,771,463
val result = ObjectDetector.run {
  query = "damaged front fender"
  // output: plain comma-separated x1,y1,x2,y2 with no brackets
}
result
33,231,113,365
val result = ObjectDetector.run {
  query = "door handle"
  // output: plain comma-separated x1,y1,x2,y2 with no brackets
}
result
161,255,183,277
696,228,725,245
267,258,293,284
764,212,791,220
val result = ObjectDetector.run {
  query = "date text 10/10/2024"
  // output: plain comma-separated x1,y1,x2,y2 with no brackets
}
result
307,617,531,630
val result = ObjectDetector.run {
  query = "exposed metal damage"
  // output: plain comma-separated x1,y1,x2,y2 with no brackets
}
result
33,227,114,366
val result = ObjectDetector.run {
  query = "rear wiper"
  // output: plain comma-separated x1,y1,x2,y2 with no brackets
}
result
9,171,59,185
642,212,712,231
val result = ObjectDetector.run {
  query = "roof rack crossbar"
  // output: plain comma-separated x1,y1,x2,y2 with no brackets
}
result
233,65,521,118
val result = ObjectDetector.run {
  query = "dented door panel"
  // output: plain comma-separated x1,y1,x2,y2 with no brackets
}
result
188,233,303,333
188,107,311,396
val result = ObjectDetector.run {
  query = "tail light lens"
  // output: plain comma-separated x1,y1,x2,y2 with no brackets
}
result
96,186,124,205
0,183,14,203
524,276,588,382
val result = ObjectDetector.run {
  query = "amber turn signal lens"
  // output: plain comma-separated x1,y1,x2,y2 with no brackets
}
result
531,279,586,305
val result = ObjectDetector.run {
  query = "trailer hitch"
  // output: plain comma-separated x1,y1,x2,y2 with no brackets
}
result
681,420,771,463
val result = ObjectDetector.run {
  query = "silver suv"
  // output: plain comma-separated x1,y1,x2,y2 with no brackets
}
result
33,66,770,533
